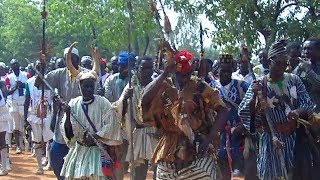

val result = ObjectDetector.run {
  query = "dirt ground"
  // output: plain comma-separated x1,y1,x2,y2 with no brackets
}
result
3,150,153,180
4,151,243,180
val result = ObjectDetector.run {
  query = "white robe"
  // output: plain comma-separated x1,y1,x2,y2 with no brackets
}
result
60,95,122,179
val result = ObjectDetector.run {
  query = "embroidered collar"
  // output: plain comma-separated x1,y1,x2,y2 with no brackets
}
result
82,97,94,105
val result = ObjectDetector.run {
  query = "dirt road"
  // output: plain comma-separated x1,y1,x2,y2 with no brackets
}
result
3,151,152,180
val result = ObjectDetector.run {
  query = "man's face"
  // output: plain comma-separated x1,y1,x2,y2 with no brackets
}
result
81,59,92,70
218,64,233,85
55,58,65,69
138,59,153,85
35,61,43,72
175,71,192,88
238,58,249,71
269,55,289,77
119,64,128,78
80,78,95,99
288,47,301,59
10,61,20,72
70,54,80,69
303,41,319,61
192,59,200,71
100,63,107,74
258,51,269,68
111,59,119,73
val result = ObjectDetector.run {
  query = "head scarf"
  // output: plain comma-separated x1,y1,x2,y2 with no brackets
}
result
268,39,287,60
175,51,194,74
117,52,136,65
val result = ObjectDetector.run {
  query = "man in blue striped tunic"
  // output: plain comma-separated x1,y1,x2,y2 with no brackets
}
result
211,54,249,179
239,40,314,180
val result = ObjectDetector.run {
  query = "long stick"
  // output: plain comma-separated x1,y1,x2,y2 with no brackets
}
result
126,1,135,179
40,0,47,149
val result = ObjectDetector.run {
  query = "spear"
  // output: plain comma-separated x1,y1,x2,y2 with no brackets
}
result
126,0,135,179
198,23,206,79
39,0,48,149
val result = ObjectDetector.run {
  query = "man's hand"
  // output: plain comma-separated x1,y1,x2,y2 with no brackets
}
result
25,121,31,131
63,104,71,115
199,137,210,155
287,110,299,121
123,87,133,100
299,61,312,72
83,131,96,146
16,81,24,88
252,80,261,97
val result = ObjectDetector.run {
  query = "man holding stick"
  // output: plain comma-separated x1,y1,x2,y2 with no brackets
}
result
239,40,314,180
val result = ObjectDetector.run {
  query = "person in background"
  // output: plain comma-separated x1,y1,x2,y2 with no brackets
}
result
5,59,31,154
55,58,66,69
286,42,301,73
253,50,270,78
0,76,10,176
81,56,93,70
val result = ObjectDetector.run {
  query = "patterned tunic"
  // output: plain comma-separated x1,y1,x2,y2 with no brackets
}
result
211,79,249,159
143,77,226,179
239,73,314,180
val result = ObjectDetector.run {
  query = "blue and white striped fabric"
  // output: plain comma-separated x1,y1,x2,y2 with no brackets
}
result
238,73,314,180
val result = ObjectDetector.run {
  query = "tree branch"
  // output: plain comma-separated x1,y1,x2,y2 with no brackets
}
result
275,2,299,20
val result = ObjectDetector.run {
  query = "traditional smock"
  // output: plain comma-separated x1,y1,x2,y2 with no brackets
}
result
211,79,249,160
60,95,122,179
115,75,158,165
239,73,314,180
142,77,226,179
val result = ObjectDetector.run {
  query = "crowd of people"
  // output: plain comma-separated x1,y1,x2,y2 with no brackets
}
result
0,37,319,180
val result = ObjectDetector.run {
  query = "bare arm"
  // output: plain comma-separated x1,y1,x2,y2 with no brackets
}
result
208,106,229,139
142,72,168,106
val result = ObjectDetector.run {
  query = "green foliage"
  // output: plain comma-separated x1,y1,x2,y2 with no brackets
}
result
0,0,318,66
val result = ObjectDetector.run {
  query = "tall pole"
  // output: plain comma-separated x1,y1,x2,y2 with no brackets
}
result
40,0,48,148
127,0,135,179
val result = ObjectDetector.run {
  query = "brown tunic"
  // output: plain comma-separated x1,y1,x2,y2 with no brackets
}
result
142,77,225,164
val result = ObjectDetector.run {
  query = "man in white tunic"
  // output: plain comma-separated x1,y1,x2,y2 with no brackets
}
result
60,60,122,179
5,59,30,154
24,60,54,175
116,56,158,180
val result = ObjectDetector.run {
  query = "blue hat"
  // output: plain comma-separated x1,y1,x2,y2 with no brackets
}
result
117,52,136,65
